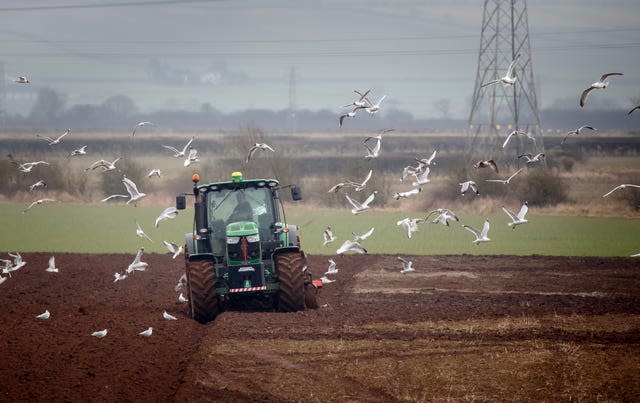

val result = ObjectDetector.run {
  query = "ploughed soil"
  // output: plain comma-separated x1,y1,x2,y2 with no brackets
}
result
1,253,640,402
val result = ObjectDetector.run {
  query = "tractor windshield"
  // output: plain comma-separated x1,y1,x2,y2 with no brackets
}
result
206,187,275,236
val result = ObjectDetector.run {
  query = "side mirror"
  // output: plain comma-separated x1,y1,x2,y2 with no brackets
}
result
290,185,302,201
176,195,186,210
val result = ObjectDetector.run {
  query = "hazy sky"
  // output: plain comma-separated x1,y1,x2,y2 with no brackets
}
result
1,0,639,119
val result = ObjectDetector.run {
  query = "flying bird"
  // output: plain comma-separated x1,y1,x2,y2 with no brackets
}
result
45,256,59,273
352,227,374,242
364,94,386,115
338,106,363,127
415,150,437,168
175,274,187,291
9,158,50,173
473,159,499,173
163,241,183,259
184,147,200,167
362,136,381,159
85,157,121,172
518,153,545,164
113,272,128,282
162,137,194,158
122,176,146,205
155,206,179,227
28,180,47,192
323,226,337,246
502,201,529,228
345,191,377,214
136,221,154,243
481,53,520,88
397,256,415,274
411,167,431,186
463,219,491,244
393,188,422,200
580,73,623,107
15,76,29,84
320,276,336,284
561,125,596,145
343,88,371,108
91,329,108,338
35,310,50,320
336,239,367,254
396,217,424,239
163,311,178,321
629,105,640,115
132,121,156,136
68,145,88,158
246,143,275,163
147,168,162,178
459,181,480,196
502,129,536,148
602,184,640,198
425,208,459,227
126,247,148,274
22,198,56,213
36,129,70,146
325,259,338,275
485,168,525,185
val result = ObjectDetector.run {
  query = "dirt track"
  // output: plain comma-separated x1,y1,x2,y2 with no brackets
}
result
1,253,640,402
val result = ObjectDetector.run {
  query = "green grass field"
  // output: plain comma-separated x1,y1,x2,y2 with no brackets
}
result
1,202,639,257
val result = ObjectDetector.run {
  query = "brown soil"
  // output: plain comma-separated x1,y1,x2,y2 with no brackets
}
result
1,253,639,402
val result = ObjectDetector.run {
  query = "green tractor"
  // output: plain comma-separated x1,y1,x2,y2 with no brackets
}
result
176,171,320,323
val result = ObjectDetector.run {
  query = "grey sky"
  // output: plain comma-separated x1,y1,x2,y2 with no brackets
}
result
1,0,639,119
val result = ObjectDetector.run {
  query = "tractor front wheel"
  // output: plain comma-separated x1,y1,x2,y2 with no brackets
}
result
275,252,305,312
186,259,219,324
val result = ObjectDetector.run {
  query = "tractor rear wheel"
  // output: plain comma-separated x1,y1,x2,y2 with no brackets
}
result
186,259,219,324
275,252,305,312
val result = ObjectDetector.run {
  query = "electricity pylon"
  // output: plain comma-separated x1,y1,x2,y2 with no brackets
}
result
468,0,544,163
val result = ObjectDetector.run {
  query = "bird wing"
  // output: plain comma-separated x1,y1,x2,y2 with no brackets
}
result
502,131,515,148
362,191,377,207
502,206,518,221
578,125,596,132
580,86,595,107
517,203,528,220
161,144,180,155
508,168,525,181
359,227,375,240
506,53,520,77
462,224,480,238
245,145,258,163
345,194,362,210
602,185,624,198
122,177,141,197
355,89,371,102
481,79,500,88
628,106,640,115
360,170,373,187
488,160,499,173
480,220,490,238
600,72,623,81
101,194,127,202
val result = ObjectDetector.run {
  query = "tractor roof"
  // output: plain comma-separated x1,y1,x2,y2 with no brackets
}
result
197,178,279,193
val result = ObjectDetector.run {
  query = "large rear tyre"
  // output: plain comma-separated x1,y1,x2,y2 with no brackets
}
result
275,252,305,312
186,259,219,324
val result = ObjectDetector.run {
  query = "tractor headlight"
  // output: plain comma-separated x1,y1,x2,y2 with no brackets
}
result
246,234,260,243
227,236,240,244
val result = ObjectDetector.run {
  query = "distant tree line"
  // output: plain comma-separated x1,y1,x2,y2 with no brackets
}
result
1,87,638,133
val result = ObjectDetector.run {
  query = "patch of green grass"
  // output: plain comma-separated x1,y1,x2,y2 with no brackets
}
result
1,203,638,256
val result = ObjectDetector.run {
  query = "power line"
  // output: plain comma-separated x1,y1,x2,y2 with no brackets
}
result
0,0,224,12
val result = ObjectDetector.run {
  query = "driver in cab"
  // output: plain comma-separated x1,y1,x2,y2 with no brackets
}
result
228,191,253,223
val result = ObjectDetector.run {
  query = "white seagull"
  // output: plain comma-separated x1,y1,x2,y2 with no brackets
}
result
184,147,200,167
323,226,337,246
343,89,371,108
155,206,179,227
393,188,422,200
9,252,26,271
122,176,146,205
411,167,431,186
502,201,529,228
460,181,480,196
481,53,520,88
163,311,178,321
502,129,536,148
415,150,437,169
11,160,50,173
45,256,59,273
246,143,275,163
349,169,373,192
561,125,596,145
396,217,424,239
68,145,88,158
15,76,30,83
126,247,148,274
132,121,156,136
474,159,499,173
336,239,367,254
320,276,335,284
29,180,47,192
602,184,640,198
139,327,153,337
425,208,459,227
518,153,545,164
397,257,415,274
364,94,386,115
91,329,108,338
163,240,183,259
36,310,50,320
175,274,187,291
338,106,364,127
580,73,623,107
136,221,154,243
147,168,162,178
177,293,188,303
162,137,194,158
325,259,338,275
36,129,70,146
352,227,375,242
22,198,56,213
345,191,377,214
85,157,121,172
362,136,381,159
485,168,525,185
113,272,128,282
463,219,491,244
